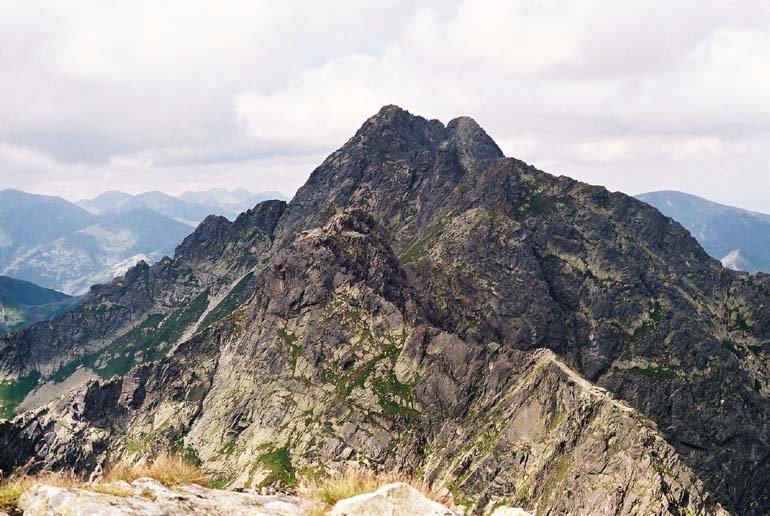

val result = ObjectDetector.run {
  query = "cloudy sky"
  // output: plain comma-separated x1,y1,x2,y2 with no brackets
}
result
2,0,770,210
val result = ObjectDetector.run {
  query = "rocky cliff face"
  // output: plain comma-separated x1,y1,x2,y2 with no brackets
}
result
1,106,768,514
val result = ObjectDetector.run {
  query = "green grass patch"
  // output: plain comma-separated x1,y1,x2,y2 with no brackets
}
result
221,440,237,455
631,321,656,341
335,356,380,397
511,193,559,216
200,273,254,329
124,430,159,454
729,310,751,332
722,339,746,358
49,313,165,383
629,366,676,381
211,476,235,489
371,370,417,418
630,301,664,342
125,441,144,453
399,222,445,264
320,295,416,419
255,446,296,487
49,290,210,384
650,300,662,321
0,370,41,419
179,445,203,467
150,290,210,346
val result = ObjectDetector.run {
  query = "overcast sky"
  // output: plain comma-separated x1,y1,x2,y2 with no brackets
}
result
2,1,770,210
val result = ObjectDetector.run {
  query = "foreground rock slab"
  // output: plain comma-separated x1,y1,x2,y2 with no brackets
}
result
18,478,308,515
329,482,460,516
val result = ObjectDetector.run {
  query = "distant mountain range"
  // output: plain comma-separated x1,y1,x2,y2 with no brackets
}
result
0,275,81,335
178,188,287,218
0,188,288,294
636,190,770,273
77,189,288,223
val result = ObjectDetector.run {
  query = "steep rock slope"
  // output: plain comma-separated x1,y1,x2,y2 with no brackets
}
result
637,190,770,273
0,212,724,514
2,106,770,513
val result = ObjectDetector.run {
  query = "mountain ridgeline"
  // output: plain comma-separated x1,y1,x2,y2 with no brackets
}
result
0,188,287,295
0,276,81,336
2,106,770,514
637,190,770,273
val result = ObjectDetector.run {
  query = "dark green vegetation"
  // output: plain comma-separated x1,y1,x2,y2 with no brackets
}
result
48,314,164,383
254,445,296,487
0,275,81,335
0,371,40,419
0,289,214,419
318,294,417,419
629,366,678,381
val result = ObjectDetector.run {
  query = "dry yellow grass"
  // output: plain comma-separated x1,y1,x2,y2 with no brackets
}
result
303,465,446,511
0,471,80,512
102,453,210,487
0,453,210,513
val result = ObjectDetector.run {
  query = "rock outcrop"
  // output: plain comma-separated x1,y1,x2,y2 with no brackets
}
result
18,478,309,515
329,483,457,516
3,105,770,513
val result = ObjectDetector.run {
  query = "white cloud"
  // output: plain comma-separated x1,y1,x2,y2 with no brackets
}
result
1,0,770,211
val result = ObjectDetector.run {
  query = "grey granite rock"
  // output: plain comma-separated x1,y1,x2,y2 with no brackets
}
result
2,105,768,514
18,478,308,515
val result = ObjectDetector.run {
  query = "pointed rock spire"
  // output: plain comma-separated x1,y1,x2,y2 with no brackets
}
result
447,116,504,161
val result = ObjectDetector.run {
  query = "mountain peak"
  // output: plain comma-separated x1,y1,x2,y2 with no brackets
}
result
350,105,503,163
446,115,504,161
353,104,444,149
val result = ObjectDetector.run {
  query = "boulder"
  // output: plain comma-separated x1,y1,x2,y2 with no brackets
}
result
329,482,457,516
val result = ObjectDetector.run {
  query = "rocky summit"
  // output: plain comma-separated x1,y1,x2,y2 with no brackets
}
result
2,105,770,514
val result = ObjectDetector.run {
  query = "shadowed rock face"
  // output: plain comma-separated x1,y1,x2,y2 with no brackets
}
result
2,105,770,513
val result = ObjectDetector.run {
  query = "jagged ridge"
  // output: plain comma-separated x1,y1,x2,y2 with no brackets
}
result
2,106,770,513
